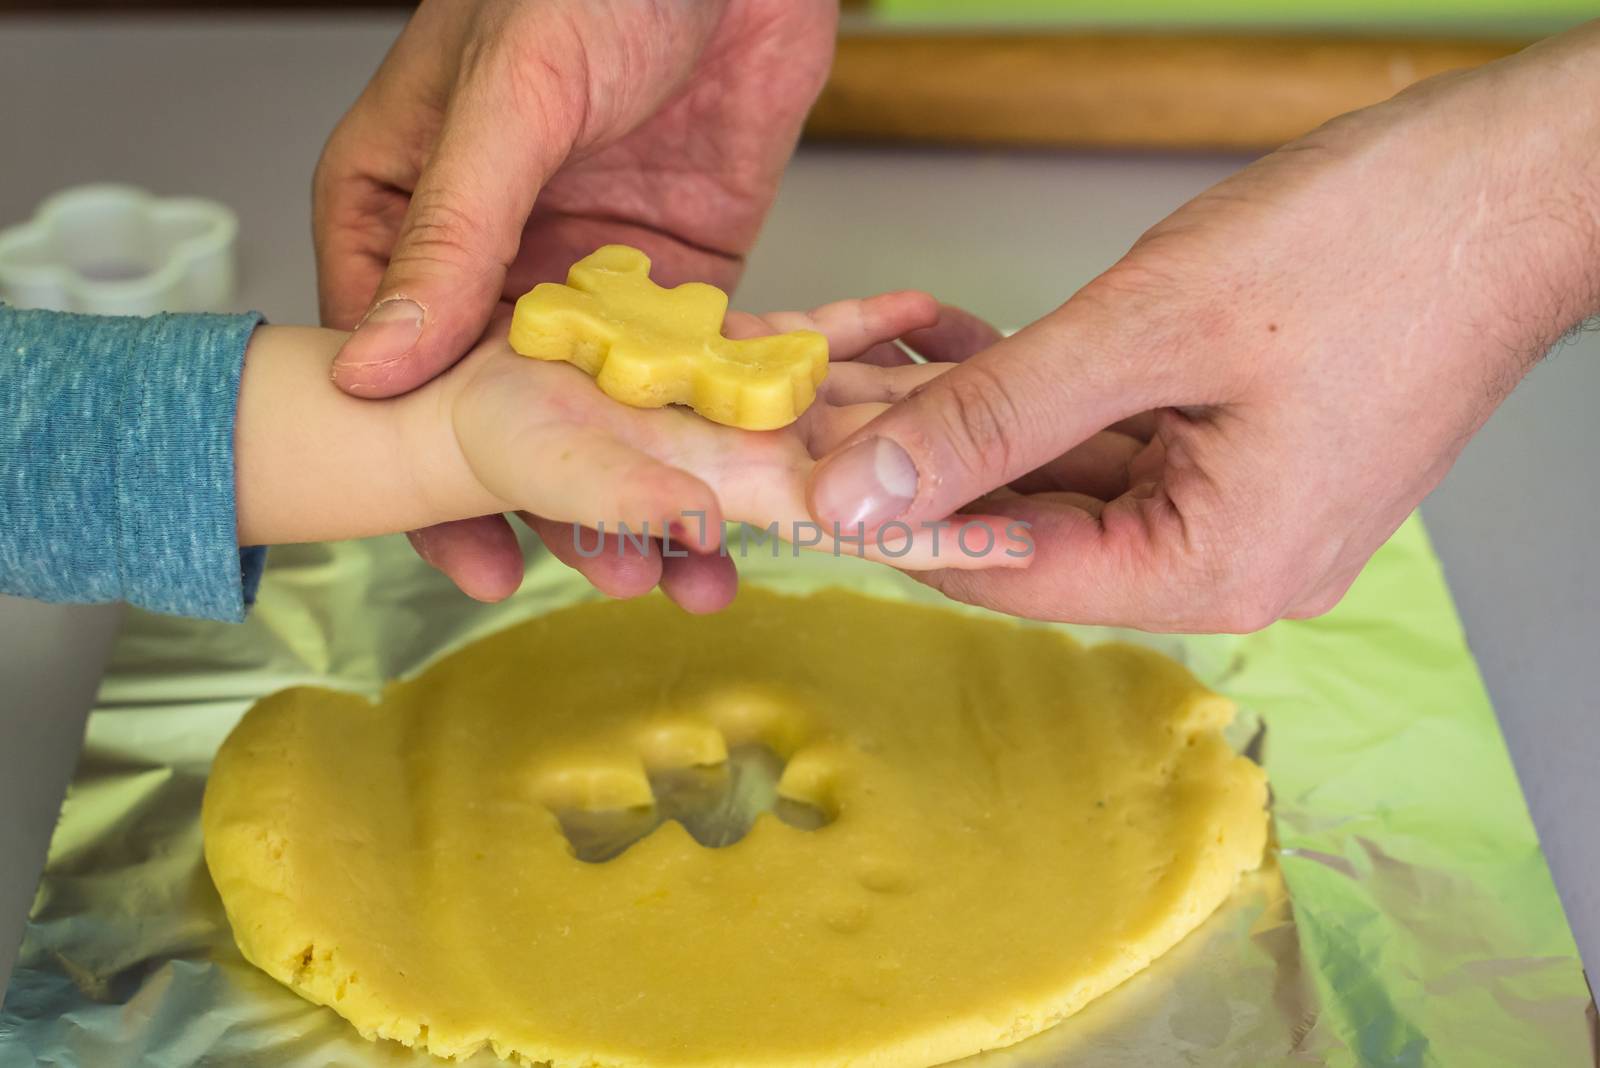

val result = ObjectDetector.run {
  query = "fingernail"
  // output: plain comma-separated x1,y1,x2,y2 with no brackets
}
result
337,298,424,370
811,437,919,529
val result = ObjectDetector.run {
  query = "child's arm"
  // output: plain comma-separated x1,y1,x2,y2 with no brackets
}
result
230,316,892,546
231,325,494,545
236,294,1025,571
1,295,1019,624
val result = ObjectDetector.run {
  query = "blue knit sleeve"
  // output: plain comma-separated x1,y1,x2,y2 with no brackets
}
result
0,305,267,622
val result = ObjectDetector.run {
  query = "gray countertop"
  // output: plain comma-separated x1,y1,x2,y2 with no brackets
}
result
2,13,1596,996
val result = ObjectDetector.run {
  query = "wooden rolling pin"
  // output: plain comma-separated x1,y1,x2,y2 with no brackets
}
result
806,31,1530,151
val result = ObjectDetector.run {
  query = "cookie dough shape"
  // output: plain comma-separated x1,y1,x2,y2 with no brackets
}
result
203,589,1267,1068
507,244,828,430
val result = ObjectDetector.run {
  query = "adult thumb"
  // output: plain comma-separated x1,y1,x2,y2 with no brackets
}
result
807,310,1163,531
330,87,563,398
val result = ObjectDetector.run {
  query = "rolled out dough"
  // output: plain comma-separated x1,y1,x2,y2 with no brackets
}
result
203,588,1267,1067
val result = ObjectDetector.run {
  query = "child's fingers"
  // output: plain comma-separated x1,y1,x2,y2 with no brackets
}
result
802,402,887,457
659,549,740,614
802,364,957,454
723,292,942,361
479,426,725,548
851,340,920,367
523,513,739,613
522,514,666,600
819,361,954,406
721,309,770,341
725,311,909,368
835,300,998,367
796,291,941,361
726,296,988,368
900,303,1005,363
407,515,526,603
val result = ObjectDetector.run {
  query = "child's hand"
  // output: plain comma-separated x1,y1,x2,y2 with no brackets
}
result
415,291,1029,590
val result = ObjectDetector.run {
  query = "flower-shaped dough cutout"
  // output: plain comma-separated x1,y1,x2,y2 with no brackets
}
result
533,711,836,864
508,245,828,430
0,183,236,315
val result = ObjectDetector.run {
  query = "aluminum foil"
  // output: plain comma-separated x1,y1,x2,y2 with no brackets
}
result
2,516,1593,1066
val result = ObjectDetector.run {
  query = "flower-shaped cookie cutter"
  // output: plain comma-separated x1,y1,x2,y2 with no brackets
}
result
0,183,237,315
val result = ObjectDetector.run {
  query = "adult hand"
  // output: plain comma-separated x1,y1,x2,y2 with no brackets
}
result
807,26,1600,632
314,0,836,607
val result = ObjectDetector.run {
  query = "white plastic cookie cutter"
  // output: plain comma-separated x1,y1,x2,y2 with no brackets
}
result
0,183,237,315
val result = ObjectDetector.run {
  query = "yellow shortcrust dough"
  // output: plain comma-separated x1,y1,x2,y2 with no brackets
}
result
203,588,1267,1068
507,244,828,430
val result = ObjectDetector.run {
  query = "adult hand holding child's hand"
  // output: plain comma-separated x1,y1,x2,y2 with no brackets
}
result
236,292,1017,609
808,28,1600,631
444,293,1023,607
314,0,836,607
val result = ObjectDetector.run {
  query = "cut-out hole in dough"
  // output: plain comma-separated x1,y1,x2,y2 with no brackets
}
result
550,743,831,863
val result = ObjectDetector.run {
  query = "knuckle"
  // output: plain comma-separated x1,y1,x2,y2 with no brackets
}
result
396,191,499,273
931,363,1022,478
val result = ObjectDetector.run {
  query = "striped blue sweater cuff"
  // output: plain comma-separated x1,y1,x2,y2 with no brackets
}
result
0,306,267,622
